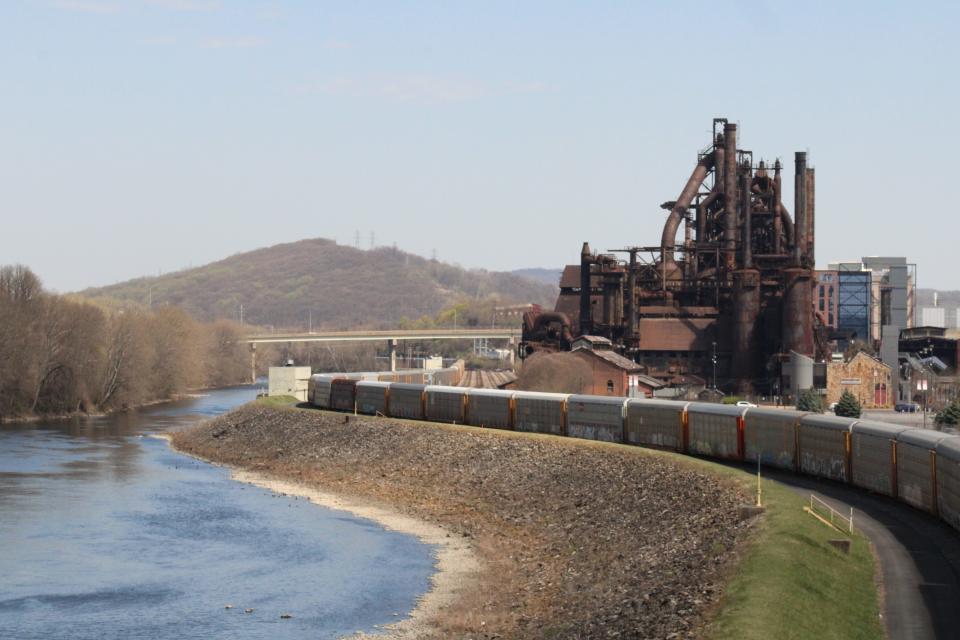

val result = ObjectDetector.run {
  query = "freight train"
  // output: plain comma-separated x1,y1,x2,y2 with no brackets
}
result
306,376,960,534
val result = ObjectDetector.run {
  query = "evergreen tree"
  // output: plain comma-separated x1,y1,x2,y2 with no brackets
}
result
834,390,862,418
936,398,960,426
796,388,823,413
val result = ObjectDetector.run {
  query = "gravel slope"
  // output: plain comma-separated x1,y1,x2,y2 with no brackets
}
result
173,405,752,639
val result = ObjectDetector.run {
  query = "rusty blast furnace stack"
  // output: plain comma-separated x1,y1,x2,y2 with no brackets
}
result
521,118,823,394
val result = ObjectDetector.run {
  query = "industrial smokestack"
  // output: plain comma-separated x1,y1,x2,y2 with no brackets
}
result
806,166,815,267
793,151,807,266
579,242,593,335
741,173,753,269
723,123,738,270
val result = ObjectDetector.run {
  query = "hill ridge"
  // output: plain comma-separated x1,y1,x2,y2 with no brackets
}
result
81,238,557,330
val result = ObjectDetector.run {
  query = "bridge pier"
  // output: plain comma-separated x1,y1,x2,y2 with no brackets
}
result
250,343,257,384
388,338,398,372
508,336,517,370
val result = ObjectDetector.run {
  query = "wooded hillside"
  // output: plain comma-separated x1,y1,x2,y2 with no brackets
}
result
81,239,558,330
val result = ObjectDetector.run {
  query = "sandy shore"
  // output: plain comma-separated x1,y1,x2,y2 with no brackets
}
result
172,404,753,639
229,469,480,639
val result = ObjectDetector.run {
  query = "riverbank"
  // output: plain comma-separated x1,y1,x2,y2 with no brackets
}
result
172,404,753,639
0,384,250,425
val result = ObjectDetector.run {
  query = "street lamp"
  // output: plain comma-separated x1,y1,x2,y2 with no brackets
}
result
915,343,934,429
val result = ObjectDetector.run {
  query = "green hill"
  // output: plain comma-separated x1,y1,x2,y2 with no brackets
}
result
80,238,557,330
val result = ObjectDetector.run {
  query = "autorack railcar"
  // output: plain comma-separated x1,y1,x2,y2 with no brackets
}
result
389,383,427,420
465,389,514,430
798,414,856,482
936,437,960,531
686,403,747,460
424,386,466,424
356,381,391,416
566,395,629,443
513,392,568,436
895,428,950,514
625,399,688,451
742,407,804,471
850,421,908,497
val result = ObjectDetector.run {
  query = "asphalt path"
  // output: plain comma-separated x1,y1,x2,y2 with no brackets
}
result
760,468,960,640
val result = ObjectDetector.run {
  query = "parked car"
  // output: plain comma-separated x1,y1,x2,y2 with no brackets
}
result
736,400,758,407
828,402,838,412
895,402,920,413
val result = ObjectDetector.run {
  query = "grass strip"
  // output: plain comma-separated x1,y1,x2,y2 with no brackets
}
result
702,466,882,640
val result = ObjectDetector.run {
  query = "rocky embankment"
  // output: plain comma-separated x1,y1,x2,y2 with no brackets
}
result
172,405,752,639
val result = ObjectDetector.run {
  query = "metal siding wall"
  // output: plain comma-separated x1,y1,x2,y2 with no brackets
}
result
390,388,424,419
744,414,796,469
851,433,893,496
356,386,387,415
626,404,682,449
329,383,356,412
468,395,512,429
313,379,333,408
426,390,465,423
938,456,960,532
567,401,623,443
897,444,935,512
799,426,848,481
515,397,565,435
688,412,738,458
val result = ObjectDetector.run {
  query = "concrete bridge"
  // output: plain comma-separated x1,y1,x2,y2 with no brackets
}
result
244,328,521,380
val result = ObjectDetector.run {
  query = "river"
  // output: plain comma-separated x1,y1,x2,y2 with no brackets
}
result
0,387,435,640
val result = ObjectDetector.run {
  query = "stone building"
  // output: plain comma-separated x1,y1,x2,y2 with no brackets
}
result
825,351,892,408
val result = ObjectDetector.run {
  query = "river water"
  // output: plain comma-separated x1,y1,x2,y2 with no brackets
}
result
0,387,435,640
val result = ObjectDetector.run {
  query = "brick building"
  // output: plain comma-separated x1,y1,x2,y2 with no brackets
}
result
570,336,663,397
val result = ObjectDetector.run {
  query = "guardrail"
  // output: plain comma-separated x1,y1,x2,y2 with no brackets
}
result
804,494,854,534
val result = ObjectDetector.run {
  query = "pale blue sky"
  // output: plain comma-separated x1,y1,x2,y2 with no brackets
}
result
2,1,958,291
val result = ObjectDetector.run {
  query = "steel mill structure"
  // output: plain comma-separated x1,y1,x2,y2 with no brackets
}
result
521,118,826,394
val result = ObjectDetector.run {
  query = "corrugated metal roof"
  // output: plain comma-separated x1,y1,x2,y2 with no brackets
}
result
575,348,644,373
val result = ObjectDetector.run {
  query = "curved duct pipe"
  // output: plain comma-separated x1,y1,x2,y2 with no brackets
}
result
532,311,574,345
778,203,795,249
660,151,715,271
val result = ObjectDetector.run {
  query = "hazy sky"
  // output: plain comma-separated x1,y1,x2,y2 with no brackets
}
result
3,1,958,292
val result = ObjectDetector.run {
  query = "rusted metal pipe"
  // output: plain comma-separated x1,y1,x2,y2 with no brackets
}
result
660,152,715,269
741,173,753,269
626,249,637,342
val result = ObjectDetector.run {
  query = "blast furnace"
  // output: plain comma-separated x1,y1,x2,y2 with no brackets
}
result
521,118,826,394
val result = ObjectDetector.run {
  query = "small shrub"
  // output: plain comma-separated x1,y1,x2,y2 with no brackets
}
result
722,396,742,405
796,388,823,413
936,399,960,426
834,390,862,419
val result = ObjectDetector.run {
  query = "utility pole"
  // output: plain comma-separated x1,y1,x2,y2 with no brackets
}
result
308,309,312,333
239,303,244,325
711,341,718,390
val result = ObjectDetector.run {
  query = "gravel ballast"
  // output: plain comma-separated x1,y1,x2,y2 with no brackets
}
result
172,405,752,639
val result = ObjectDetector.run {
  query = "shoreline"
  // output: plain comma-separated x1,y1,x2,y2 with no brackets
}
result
171,404,751,638
164,434,479,639
0,383,252,426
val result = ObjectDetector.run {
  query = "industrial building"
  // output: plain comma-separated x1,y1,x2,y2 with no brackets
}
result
522,118,822,396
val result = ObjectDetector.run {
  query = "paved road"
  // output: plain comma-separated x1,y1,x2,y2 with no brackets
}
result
764,469,960,640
